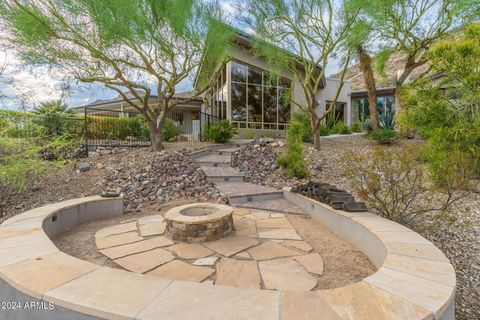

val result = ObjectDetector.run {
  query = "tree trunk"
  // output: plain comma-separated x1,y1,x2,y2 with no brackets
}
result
357,46,378,130
147,118,164,151
311,118,321,150
394,84,403,118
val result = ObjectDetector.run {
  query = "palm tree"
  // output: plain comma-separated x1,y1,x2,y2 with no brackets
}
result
34,100,75,116
33,100,76,136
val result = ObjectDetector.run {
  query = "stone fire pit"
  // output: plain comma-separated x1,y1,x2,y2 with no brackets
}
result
164,203,234,242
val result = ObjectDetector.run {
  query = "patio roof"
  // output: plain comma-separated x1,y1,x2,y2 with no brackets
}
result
74,91,203,113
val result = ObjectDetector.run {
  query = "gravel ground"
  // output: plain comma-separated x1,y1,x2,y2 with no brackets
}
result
233,135,479,320
1,141,217,223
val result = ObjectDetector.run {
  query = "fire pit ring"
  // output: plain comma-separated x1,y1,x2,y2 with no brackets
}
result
164,203,234,242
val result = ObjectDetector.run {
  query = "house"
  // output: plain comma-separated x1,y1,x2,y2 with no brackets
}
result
195,30,352,138
76,29,353,140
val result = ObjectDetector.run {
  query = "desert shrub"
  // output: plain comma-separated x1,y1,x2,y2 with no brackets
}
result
319,125,331,136
291,112,313,142
161,119,182,141
362,119,373,134
87,115,149,140
277,122,309,179
342,146,470,228
371,128,396,144
332,122,351,134
400,24,480,185
203,119,235,143
351,123,362,133
244,129,255,139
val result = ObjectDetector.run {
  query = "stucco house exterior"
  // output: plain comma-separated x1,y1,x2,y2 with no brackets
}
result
195,30,351,138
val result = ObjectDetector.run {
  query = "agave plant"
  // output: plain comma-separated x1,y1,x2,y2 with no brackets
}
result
379,108,396,129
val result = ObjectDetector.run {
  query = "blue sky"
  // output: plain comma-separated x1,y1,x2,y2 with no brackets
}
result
0,0,340,111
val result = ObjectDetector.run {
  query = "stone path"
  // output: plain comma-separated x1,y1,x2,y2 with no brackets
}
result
194,144,306,215
94,207,327,292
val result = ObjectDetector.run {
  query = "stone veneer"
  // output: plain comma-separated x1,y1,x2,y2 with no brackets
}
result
0,194,456,319
164,203,234,242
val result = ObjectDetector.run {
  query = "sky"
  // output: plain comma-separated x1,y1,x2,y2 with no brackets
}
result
0,0,340,111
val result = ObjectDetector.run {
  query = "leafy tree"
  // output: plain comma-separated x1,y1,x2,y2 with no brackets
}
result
346,18,379,130
0,0,233,150
245,0,361,150
364,0,473,115
400,23,480,187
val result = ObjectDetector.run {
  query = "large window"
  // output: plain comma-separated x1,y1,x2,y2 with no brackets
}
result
230,61,291,129
352,96,396,124
208,64,227,119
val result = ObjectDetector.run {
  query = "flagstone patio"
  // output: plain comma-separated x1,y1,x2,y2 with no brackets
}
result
93,207,329,292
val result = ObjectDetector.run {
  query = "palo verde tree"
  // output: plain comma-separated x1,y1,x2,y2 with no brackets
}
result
364,0,473,116
0,0,233,150
345,18,379,130
245,0,360,150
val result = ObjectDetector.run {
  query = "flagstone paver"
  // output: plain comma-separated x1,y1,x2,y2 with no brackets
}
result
282,291,342,320
0,252,98,299
138,222,166,237
166,243,214,259
95,222,138,239
136,280,280,320
244,211,271,220
256,217,294,229
233,208,251,216
99,236,174,260
215,258,261,289
137,215,164,225
95,231,144,250
205,235,259,257
234,219,257,236
234,251,251,259
282,240,313,252
147,260,214,282
248,241,300,260
113,248,175,273
45,267,172,319
257,228,302,240
294,253,324,275
259,258,317,292
318,282,433,320
193,256,219,266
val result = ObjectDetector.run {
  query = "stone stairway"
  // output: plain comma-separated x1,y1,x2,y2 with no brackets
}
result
193,143,306,215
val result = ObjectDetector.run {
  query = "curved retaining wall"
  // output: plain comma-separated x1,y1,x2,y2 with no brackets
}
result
0,195,455,320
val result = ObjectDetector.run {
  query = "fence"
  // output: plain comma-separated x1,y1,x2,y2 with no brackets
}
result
1,108,225,158
0,112,87,158
199,111,222,141
84,107,151,150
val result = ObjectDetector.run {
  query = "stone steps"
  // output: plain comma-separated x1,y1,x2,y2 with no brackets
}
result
200,166,244,183
215,182,284,203
232,198,307,215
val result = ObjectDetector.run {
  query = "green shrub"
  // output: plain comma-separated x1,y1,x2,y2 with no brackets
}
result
161,119,182,141
277,122,309,179
371,129,397,144
332,122,351,134
291,112,313,142
244,129,255,139
203,120,235,143
351,123,362,133
319,125,331,136
362,119,373,134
